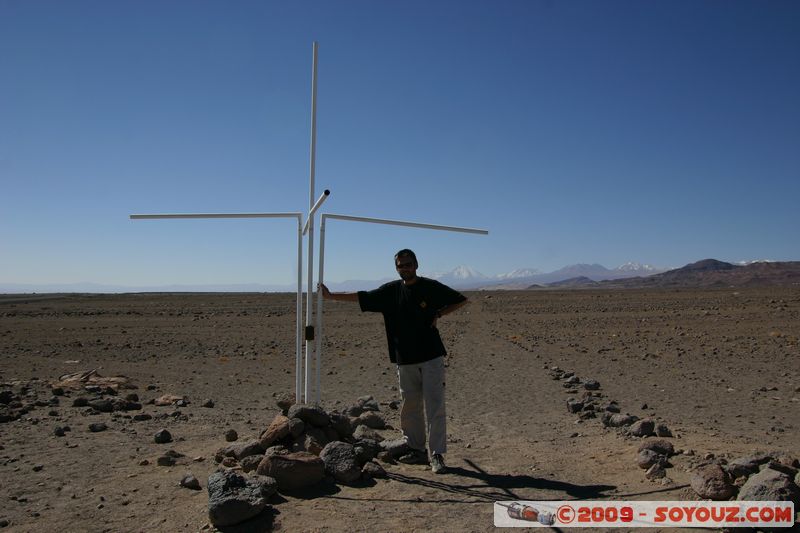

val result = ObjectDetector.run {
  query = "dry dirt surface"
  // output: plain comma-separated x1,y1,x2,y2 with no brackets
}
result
1,288,798,532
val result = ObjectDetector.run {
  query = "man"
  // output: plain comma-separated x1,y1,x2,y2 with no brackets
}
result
320,249,468,474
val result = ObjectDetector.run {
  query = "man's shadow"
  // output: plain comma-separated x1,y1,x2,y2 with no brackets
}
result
383,458,617,503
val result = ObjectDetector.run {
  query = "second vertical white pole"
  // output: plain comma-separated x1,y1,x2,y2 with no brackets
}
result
314,216,326,405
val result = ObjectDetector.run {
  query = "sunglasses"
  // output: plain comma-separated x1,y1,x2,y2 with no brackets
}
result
396,261,415,269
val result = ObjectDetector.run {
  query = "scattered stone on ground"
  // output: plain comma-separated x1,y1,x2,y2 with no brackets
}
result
154,429,172,444
181,474,202,490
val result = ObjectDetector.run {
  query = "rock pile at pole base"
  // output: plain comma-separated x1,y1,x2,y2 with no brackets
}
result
207,395,398,528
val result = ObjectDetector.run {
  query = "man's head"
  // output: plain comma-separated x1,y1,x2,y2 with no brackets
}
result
394,249,418,283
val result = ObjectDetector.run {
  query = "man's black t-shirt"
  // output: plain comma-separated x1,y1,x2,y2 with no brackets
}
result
357,277,467,365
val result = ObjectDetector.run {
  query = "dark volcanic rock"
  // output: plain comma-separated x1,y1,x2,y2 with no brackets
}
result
256,452,324,491
0,390,17,404
88,422,107,433
566,399,584,414
320,441,361,484
180,474,201,490
583,379,600,390
224,429,238,442
207,469,276,527
88,399,114,413
72,397,89,407
154,429,172,444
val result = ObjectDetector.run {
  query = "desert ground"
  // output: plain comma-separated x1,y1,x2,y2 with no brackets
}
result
1,288,798,532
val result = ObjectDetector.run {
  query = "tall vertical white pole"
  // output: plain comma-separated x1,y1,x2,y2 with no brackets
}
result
304,41,319,403
314,216,326,405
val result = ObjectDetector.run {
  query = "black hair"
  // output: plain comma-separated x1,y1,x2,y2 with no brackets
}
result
394,249,418,267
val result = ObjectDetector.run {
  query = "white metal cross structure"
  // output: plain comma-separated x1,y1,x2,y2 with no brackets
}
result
131,42,328,405
131,41,489,406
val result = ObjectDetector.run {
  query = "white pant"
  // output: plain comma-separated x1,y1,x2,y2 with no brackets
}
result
397,356,447,456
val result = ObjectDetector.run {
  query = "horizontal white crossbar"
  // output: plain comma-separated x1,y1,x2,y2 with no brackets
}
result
321,213,488,235
130,213,301,220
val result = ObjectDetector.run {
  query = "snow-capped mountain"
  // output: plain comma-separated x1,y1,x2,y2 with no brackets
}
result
430,265,489,286
496,268,542,280
614,262,660,274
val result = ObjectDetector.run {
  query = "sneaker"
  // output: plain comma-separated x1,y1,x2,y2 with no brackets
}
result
397,449,429,465
431,453,447,474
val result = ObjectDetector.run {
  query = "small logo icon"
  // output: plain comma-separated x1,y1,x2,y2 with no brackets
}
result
557,504,576,524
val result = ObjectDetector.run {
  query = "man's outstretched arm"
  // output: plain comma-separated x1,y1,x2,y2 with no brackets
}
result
319,283,359,303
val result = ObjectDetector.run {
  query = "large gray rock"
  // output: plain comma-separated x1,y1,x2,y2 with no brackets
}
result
286,404,330,427
691,464,735,500
207,470,276,527
320,441,361,484
737,467,800,505
256,452,324,492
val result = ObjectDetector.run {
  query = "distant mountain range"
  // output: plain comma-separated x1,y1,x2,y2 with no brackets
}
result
461,262,664,290
593,259,800,289
2,260,797,294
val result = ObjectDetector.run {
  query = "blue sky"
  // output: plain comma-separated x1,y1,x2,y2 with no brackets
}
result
2,1,798,288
